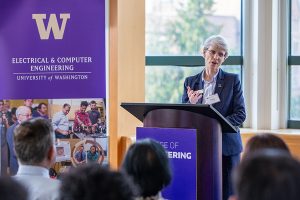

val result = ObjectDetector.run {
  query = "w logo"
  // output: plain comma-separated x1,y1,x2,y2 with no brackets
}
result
32,13,71,40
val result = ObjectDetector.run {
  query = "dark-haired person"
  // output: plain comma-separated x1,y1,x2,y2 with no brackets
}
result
182,35,246,200
60,164,136,200
0,100,13,128
87,145,99,163
0,100,10,175
87,100,101,133
243,133,290,159
23,99,34,113
23,99,33,108
0,177,28,200
32,103,49,119
74,145,86,164
6,106,32,175
10,107,17,124
122,139,172,200
52,103,71,139
73,101,92,133
13,118,60,200
230,150,300,200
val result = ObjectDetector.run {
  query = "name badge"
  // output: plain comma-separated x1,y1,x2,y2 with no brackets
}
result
205,93,220,105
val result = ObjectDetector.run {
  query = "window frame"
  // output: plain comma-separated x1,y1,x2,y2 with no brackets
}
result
288,0,300,128
145,0,244,92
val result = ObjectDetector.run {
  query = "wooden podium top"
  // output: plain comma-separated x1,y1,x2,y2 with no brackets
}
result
121,103,238,133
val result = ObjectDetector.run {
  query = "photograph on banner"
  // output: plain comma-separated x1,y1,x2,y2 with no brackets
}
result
0,98,108,177
71,138,108,166
50,98,107,138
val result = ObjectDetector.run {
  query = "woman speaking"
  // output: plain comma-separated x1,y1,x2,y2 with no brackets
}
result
182,35,246,200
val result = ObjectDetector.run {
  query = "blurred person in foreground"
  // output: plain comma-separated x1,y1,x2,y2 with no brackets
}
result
243,133,290,159
0,176,28,200
182,35,246,200
122,138,172,200
60,164,136,200
230,150,300,200
13,118,60,200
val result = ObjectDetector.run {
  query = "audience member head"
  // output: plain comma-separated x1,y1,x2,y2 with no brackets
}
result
37,103,48,115
14,118,56,168
60,164,136,200
243,133,290,159
62,103,71,115
0,177,28,200
121,138,172,198
23,99,33,107
231,150,300,200
80,101,89,113
16,106,32,123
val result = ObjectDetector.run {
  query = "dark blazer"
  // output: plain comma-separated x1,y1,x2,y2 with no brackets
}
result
6,122,19,175
182,69,246,156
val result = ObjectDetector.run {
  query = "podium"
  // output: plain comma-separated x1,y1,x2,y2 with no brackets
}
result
121,103,237,200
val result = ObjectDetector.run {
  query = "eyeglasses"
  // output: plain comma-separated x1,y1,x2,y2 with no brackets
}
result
20,114,32,117
207,49,226,58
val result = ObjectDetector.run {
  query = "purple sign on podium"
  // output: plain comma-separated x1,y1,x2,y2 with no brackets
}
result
137,127,197,200
0,0,106,99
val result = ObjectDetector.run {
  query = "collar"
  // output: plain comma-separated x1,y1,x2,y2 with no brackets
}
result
201,68,219,83
16,164,49,178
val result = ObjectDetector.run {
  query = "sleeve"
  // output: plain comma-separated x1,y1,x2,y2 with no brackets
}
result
87,113,92,125
51,113,60,130
225,75,246,127
182,78,190,103
74,111,82,125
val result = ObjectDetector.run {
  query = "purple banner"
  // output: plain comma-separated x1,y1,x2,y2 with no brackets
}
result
137,127,197,200
0,0,106,99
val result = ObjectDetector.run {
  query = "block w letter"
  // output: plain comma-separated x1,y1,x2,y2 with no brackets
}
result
32,13,71,40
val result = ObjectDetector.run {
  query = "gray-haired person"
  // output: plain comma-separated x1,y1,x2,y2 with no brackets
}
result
6,106,32,175
182,35,246,200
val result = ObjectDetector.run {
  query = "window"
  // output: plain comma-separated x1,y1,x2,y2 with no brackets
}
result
288,0,300,127
145,0,243,103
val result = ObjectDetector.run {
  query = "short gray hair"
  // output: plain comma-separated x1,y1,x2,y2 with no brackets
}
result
203,35,229,57
16,106,30,117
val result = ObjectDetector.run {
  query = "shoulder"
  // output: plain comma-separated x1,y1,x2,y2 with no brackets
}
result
14,175,60,187
32,110,39,115
184,73,202,86
7,123,17,131
53,111,62,117
185,73,201,81
219,69,240,82
34,178,61,200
